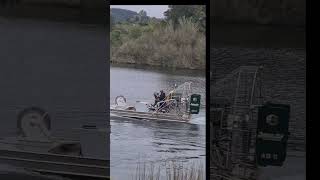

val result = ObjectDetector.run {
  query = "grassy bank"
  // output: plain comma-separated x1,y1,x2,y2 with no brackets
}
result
111,18,205,70
111,6,206,70
132,160,204,180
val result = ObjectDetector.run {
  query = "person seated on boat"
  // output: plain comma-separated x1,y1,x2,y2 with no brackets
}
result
159,90,166,108
153,92,160,106
166,90,174,101
159,90,166,101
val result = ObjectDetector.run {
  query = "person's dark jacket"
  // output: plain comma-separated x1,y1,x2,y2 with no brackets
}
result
154,93,159,106
159,91,166,101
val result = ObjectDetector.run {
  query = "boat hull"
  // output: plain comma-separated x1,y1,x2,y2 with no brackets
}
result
0,149,109,179
110,109,190,123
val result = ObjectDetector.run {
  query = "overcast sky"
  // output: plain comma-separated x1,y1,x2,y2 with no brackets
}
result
110,5,169,19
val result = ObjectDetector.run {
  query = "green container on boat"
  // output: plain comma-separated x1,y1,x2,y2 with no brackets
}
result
190,94,201,114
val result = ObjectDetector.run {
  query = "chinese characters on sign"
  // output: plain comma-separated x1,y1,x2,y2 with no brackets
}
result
256,103,290,166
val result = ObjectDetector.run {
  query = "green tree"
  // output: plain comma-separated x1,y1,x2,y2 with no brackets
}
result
138,10,149,25
138,10,147,17
164,5,205,31
128,10,149,25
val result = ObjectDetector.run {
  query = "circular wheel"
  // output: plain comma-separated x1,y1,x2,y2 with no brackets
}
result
17,107,51,137
115,95,127,106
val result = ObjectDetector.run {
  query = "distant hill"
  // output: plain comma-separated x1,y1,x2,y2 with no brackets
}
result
111,8,138,23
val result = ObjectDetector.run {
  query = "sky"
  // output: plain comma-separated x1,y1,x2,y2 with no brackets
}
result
110,5,169,19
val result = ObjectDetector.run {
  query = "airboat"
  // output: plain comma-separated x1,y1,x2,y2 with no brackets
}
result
110,82,201,122
0,107,109,179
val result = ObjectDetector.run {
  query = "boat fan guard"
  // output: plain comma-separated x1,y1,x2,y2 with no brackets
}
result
17,107,51,138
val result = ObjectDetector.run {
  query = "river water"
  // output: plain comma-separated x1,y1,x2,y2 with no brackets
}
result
110,65,206,180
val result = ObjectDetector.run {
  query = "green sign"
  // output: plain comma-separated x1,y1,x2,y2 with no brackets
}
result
256,103,290,167
256,135,288,166
190,94,201,114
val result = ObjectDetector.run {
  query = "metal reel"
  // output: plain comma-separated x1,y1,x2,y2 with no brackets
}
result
17,107,51,139
115,95,127,106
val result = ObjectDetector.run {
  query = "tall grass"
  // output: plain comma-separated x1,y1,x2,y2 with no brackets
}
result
111,17,205,70
132,160,204,180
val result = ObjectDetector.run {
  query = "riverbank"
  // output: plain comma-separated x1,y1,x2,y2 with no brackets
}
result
111,13,206,70
110,61,204,71
111,49,206,70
